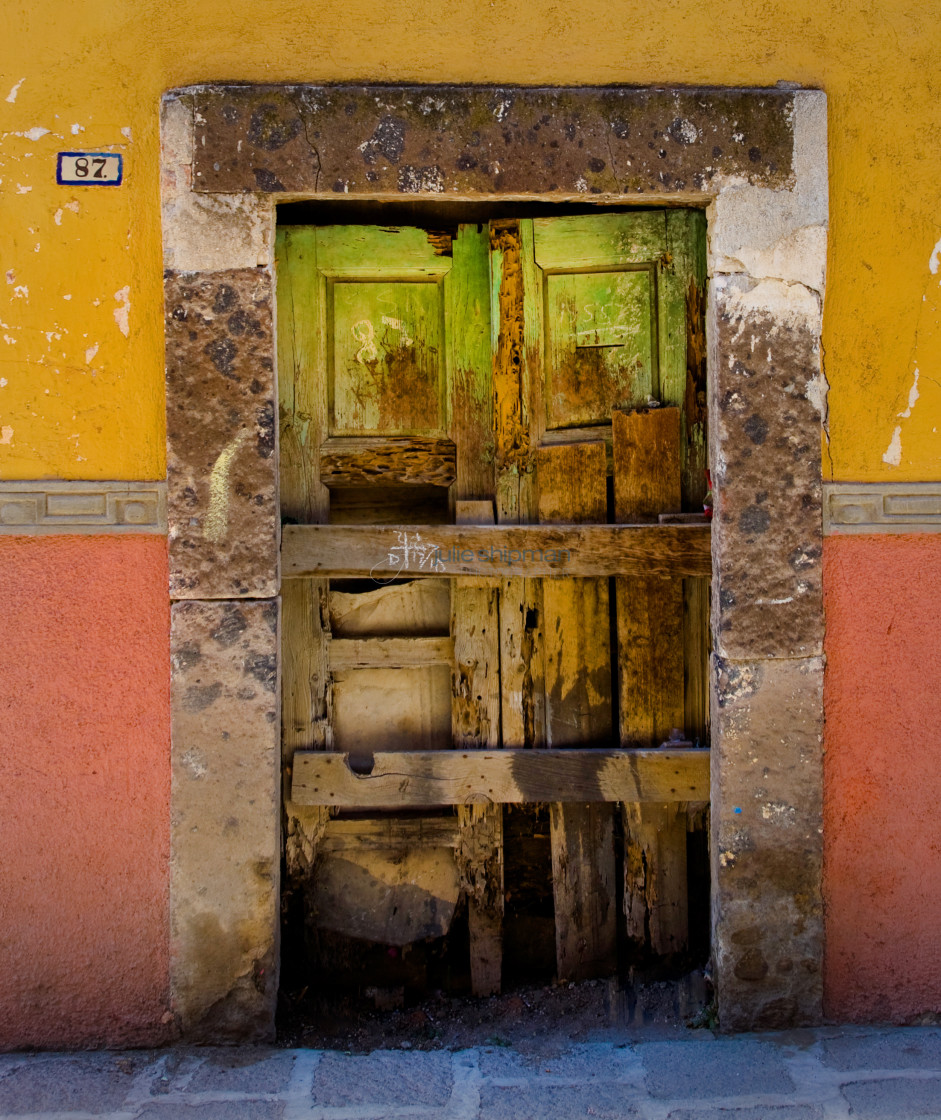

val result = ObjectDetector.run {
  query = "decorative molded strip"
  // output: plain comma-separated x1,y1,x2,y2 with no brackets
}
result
824,482,941,534
0,481,167,534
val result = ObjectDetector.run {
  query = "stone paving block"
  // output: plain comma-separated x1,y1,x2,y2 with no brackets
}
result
0,1053,154,1114
821,1028,941,1072
311,1050,452,1107
667,1108,822,1120
479,1042,633,1081
135,1104,284,1120
480,1082,640,1119
640,1040,795,1099
178,1048,297,1092
841,1077,941,1118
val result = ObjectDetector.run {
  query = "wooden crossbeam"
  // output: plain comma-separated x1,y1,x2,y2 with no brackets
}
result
282,523,711,579
326,636,454,670
291,749,709,809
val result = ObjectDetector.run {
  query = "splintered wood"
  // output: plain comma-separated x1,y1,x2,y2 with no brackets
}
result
614,406,690,960
537,442,617,981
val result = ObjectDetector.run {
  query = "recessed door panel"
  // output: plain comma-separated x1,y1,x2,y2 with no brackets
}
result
330,279,444,436
544,269,654,429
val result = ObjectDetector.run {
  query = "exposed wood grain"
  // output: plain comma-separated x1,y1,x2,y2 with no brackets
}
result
277,228,333,879
613,407,685,743
449,225,495,499
282,523,711,579
452,426,504,995
613,406,689,958
456,803,504,996
320,437,457,488
537,440,616,981
550,802,617,981
327,636,454,670
319,816,461,852
292,748,710,808
490,220,529,474
623,801,690,960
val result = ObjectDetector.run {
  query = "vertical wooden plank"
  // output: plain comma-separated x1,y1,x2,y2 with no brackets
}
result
448,223,494,501
613,406,685,743
451,226,503,995
664,210,710,747
277,227,333,877
490,220,543,752
538,442,617,981
613,405,688,959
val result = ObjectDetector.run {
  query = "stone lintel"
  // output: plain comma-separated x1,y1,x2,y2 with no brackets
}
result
165,267,278,600
177,85,796,198
710,653,824,1031
170,598,281,1042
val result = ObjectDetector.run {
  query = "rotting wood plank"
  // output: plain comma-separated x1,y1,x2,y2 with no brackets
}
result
319,816,461,852
452,466,503,996
320,437,457,488
281,522,711,579
537,441,617,982
291,748,710,809
277,227,333,878
613,405,689,959
327,636,454,670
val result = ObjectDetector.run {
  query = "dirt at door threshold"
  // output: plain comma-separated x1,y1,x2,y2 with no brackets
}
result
277,971,712,1052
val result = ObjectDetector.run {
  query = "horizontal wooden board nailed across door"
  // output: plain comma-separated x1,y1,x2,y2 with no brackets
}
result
281,523,710,578
291,748,710,808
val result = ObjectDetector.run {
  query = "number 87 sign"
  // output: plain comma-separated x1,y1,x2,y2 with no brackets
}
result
57,152,123,186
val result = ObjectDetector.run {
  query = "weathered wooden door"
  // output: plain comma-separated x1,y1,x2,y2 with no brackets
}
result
277,210,709,999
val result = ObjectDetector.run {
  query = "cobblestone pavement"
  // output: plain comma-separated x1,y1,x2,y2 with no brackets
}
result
1,1026,940,1119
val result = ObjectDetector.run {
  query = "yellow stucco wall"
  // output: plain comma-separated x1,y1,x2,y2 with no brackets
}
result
1,0,939,482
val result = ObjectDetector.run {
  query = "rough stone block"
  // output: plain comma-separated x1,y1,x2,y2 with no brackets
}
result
640,1039,795,1099
166,269,278,599
170,599,280,1041
186,85,795,197
161,94,274,273
711,655,824,1030
710,91,828,293
0,1054,155,1114
480,1083,640,1119
311,1051,452,1106
711,275,824,659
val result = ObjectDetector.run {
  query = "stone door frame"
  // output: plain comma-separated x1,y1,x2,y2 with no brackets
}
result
161,84,828,1040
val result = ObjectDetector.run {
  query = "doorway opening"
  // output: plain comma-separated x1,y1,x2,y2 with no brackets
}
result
275,201,712,1040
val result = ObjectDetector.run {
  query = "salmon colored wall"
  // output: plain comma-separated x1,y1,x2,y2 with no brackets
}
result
1,0,940,480
0,536,171,1048
824,534,941,1022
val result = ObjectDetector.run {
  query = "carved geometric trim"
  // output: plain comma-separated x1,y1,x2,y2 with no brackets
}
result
824,482,941,534
0,481,167,534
